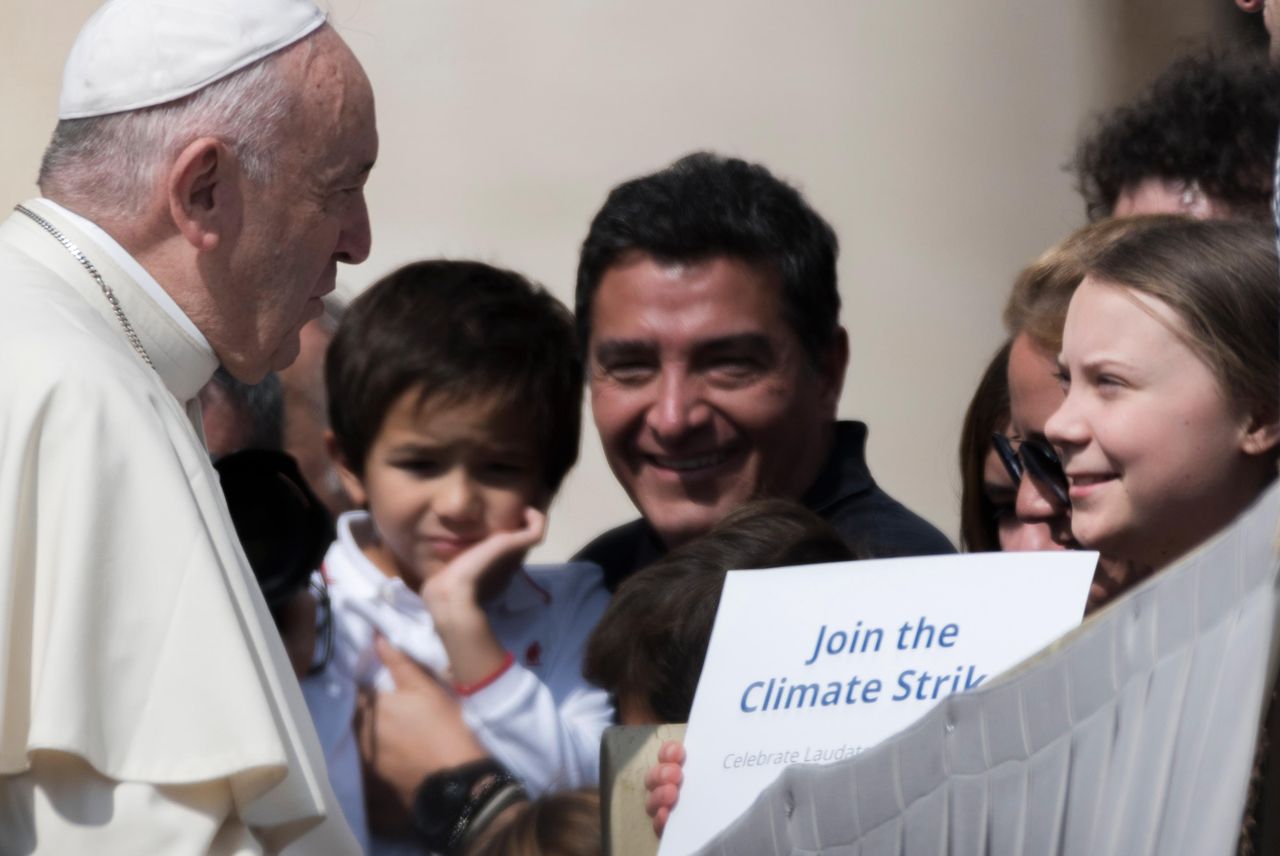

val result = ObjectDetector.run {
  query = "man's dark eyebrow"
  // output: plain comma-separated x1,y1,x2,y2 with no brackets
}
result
694,333,772,354
386,440,442,455
594,333,774,363
593,340,655,362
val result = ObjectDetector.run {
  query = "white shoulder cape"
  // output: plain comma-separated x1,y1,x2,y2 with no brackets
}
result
0,200,356,851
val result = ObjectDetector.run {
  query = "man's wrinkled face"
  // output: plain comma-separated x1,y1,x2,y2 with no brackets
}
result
223,30,377,381
588,254,844,548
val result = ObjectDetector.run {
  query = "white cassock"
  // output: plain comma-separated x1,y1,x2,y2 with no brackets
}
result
0,199,359,855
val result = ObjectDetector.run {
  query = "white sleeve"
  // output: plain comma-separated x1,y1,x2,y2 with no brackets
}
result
458,575,614,795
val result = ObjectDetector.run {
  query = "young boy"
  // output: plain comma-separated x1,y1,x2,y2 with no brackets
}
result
301,261,611,853
582,499,855,837
585,499,854,726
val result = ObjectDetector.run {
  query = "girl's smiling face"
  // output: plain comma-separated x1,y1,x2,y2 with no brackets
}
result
1045,278,1268,570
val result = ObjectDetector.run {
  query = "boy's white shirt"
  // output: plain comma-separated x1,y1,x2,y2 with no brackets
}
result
301,511,614,853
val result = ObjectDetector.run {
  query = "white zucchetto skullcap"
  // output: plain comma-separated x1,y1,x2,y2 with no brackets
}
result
59,0,327,120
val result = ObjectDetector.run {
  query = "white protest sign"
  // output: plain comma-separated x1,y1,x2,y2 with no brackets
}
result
659,551,1096,856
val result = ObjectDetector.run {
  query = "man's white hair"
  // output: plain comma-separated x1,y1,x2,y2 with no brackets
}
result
37,34,315,221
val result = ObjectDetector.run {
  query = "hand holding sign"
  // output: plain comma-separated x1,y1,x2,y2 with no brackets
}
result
644,741,685,836
658,551,1096,855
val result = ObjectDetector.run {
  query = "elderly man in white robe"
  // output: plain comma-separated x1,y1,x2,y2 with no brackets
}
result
0,0,376,852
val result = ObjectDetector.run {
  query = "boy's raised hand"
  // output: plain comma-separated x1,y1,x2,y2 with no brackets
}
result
421,506,546,607
420,507,546,687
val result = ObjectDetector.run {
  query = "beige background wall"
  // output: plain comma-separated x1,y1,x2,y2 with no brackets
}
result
0,1,1244,561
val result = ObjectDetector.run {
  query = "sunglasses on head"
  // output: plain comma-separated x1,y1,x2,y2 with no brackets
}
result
990,433,1069,506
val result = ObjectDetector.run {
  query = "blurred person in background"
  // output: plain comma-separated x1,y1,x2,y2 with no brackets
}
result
957,340,1064,553
200,367,285,459
589,499,855,836
280,297,354,518
1072,50,1280,221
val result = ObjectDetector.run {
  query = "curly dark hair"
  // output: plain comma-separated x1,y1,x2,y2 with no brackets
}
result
1072,49,1280,221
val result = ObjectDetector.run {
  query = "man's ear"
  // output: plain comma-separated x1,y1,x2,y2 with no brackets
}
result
166,136,237,253
1241,412,1280,457
325,429,368,507
816,326,849,413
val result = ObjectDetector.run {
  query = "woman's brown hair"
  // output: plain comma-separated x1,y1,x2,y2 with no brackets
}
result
1003,217,1165,353
957,341,1012,552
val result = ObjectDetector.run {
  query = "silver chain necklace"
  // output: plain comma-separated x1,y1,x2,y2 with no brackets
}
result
15,204,154,370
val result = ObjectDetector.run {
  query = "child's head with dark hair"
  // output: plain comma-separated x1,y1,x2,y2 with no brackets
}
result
327,260,581,488
584,499,853,724
464,789,601,856
325,260,582,588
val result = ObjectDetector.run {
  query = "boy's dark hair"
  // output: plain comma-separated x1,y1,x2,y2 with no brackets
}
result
465,789,600,856
325,260,582,493
583,499,854,724
575,152,841,369
1072,50,1280,221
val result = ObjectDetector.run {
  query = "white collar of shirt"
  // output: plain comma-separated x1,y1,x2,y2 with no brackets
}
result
45,200,213,354
329,511,552,617
323,511,558,686
329,512,425,612
327,512,449,679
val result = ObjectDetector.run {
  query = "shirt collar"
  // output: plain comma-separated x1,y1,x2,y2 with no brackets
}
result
14,199,218,404
333,511,552,615
800,420,876,513
499,568,554,613
332,512,421,606
45,200,213,352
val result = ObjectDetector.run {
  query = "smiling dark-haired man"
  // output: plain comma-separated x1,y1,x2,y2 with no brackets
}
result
573,152,954,589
